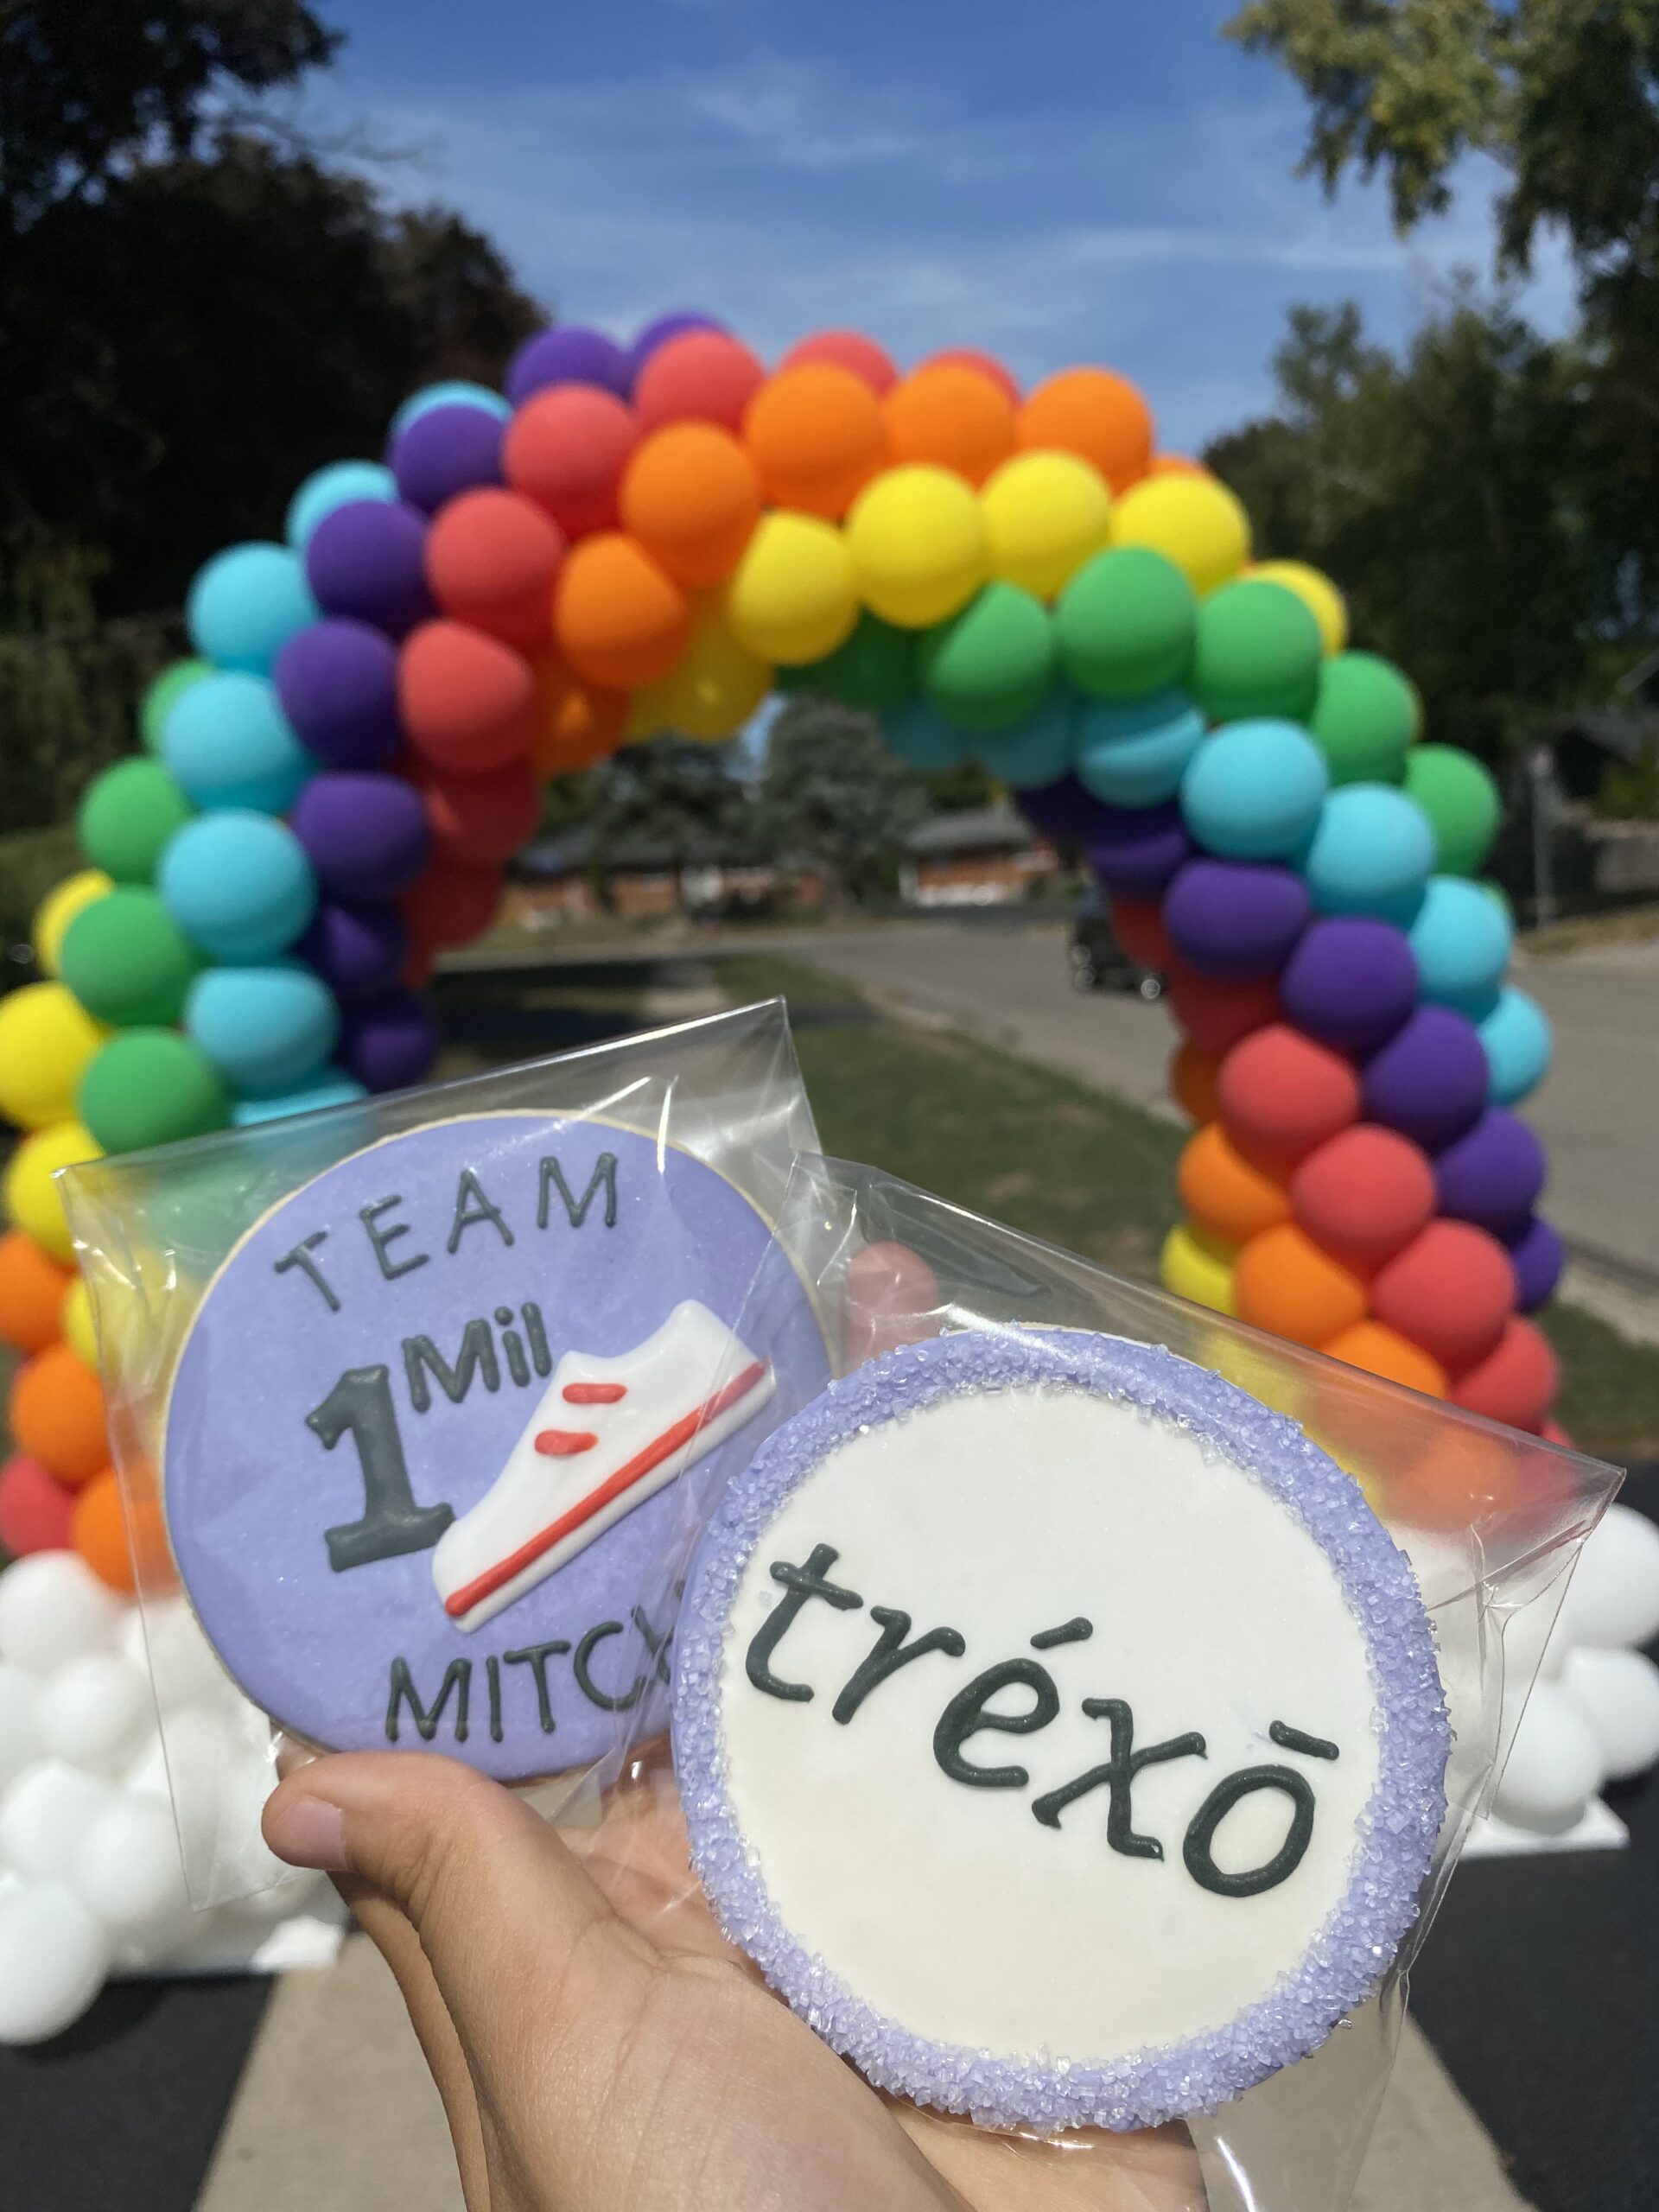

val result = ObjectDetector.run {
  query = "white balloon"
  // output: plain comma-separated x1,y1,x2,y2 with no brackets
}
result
124,1732,171,1802
116,1605,150,1674
1561,1644,1659,1782
140,1597,232,1709
0,1663,44,1790
73,1793,190,1936
35,1651,153,1774
0,1554,124,1676
1561,1504,1659,1650
1493,1681,1606,1833
0,1760,114,1881
0,1881,111,2044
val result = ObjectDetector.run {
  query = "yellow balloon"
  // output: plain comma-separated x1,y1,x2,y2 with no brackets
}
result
1248,559,1348,656
981,450,1112,601
0,982,107,1130
1160,1221,1237,1316
62,1273,98,1369
636,603,772,741
845,464,987,628
33,870,113,977
726,512,858,665
3,1120,103,1263
1110,473,1250,597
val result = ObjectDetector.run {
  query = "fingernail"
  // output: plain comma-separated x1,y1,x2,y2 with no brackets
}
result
267,1791,348,1872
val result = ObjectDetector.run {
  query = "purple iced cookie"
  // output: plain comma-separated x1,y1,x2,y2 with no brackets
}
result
674,1328,1448,2133
164,1115,828,1780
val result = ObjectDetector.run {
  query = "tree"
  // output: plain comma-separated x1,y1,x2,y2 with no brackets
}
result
757,699,928,904
588,740,757,896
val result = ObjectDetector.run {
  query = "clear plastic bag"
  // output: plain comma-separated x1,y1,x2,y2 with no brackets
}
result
595,1154,1620,2212
59,1001,823,1905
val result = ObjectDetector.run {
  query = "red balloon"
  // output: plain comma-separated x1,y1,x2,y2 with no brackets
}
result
416,757,540,867
1451,1318,1559,1433
780,329,898,395
1110,897,1173,970
1372,1218,1516,1376
1217,1022,1359,1165
1168,967,1281,1060
403,859,504,951
921,348,1020,406
424,489,563,653
398,620,537,775
633,330,767,435
1291,1125,1436,1270
504,385,639,538
0,1451,74,1556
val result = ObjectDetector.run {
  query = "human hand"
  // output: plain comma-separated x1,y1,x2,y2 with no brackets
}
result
263,1745,1205,2212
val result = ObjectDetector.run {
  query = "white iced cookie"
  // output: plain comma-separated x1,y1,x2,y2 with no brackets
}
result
672,1330,1450,2133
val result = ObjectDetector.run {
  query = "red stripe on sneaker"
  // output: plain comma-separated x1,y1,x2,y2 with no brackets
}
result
534,1429,598,1457
563,1381,627,1405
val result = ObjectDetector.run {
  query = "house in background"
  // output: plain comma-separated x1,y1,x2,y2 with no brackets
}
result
899,804,1059,906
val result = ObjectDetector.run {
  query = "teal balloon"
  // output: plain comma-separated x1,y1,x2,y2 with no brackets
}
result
1300,784,1435,923
1179,718,1327,861
140,659,213,753
1478,987,1553,1105
285,461,397,550
390,382,512,437
976,690,1076,789
158,811,317,963
187,543,319,674
1408,876,1513,1012
162,671,314,814
882,699,974,771
186,963,340,1098
1075,690,1205,810
232,1069,369,1125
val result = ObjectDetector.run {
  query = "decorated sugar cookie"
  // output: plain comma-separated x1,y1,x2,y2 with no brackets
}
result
673,1329,1450,2133
162,1115,827,1779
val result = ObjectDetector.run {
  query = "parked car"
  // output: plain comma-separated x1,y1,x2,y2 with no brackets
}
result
1068,888,1164,1001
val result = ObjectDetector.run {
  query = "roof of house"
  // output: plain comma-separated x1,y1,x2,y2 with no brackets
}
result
905,804,1037,856
1551,710,1659,763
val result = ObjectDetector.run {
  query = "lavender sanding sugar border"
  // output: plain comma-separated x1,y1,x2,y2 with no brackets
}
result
672,1328,1451,2134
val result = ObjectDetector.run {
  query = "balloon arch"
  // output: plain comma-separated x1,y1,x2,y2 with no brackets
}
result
0,312,1563,1574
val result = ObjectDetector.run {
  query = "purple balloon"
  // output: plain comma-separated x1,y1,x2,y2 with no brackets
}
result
304,499,433,639
340,987,442,1092
388,404,505,514
1435,1109,1547,1232
1280,915,1419,1056
1084,801,1192,900
1504,1213,1565,1313
297,900,410,1005
289,772,431,903
1014,774,1109,847
274,619,403,768
505,326,632,407
1361,1004,1489,1152
626,311,724,386
1162,859,1310,982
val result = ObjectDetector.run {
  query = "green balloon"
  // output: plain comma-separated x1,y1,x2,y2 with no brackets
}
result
1402,744,1503,876
1054,547,1196,701
787,613,918,711
921,582,1055,732
78,759,193,884
1190,578,1322,725
1310,652,1421,785
140,658,213,753
78,1029,231,1154
60,887,201,1027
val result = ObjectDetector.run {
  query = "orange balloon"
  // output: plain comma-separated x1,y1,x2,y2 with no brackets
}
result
398,620,538,775
1147,454,1206,478
0,1230,70,1354
882,364,1017,486
9,1342,107,1485
1170,1042,1220,1124
921,348,1020,406
744,364,889,518
780,329,898,395
504,385,639,538
1233,1223,1367,1349
554,533,691,688
1179,1122,1291,1245
619,423,763,588
73,1464,176,1595
424,488,564,654
1018,367,1154,493
1322,1319,1448,1399
1389,1429,1532,1534
531,658,629,776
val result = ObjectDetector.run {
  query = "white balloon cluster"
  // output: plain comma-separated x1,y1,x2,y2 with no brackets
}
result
0,1550,319,2044
1494,1503,1659,1835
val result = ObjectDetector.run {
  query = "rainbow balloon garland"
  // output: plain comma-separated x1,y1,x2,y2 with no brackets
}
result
0,311,1562,1570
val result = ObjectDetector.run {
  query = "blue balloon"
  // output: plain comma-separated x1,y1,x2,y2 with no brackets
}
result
187,963,340,1098
389,381,512,439
231,1069,369,1125
187,543,319,675
1479,986,1553,1105
976,690,1075,788
1074,691,1205,810
882,699,973,771
1300,783,1435,922
1179,718,1328,860
162,671,314,815
1408,875,1513,1012
286,461,397,550
158,811,318,963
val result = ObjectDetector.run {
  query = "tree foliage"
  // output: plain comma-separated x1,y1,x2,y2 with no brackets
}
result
757,699,928,902
588,741,757,876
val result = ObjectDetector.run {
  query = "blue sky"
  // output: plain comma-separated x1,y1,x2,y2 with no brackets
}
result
305,0,1572,454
